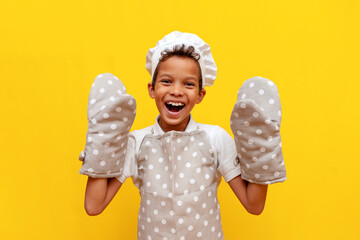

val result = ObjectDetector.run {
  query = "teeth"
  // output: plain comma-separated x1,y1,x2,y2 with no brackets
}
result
167,102,184,107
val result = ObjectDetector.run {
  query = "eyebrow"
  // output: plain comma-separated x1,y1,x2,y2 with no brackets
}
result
158,73,197,81
158,73,172,78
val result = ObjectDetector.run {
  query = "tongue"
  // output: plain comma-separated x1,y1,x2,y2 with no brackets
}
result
168,105,181,112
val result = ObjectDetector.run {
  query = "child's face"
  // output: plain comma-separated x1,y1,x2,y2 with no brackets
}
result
148,56,206,132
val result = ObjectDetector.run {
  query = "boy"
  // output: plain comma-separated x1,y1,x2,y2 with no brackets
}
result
80,31,285,240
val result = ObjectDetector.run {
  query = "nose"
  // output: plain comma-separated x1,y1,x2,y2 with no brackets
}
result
170,82,184,96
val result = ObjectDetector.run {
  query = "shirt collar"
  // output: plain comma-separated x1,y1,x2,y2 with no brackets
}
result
153,115,198,135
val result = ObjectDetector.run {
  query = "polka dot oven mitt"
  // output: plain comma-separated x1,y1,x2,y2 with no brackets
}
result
230,77,286,184
79,73,136,178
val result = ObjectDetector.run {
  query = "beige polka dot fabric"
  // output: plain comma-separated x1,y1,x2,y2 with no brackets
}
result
136,130,224,239
230,76,286,184
79,73,136,178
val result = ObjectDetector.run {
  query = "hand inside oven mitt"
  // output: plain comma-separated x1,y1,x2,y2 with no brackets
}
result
79,73,136,178
230,76,286,184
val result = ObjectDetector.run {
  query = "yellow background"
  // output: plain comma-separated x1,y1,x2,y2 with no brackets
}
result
1,0,359,239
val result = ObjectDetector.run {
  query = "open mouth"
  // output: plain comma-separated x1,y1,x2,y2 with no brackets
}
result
165,101,185,112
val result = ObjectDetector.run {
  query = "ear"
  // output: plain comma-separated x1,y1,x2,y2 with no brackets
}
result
196,88,206,104
148,82,155,99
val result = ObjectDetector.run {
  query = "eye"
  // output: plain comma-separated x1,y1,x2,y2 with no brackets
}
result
185,82,196,87
160,79,171,84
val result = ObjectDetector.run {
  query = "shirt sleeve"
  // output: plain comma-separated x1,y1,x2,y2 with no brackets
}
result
211,126,241,182
116,134,137,184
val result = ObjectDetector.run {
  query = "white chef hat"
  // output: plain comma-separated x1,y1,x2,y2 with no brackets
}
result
146,31,217,88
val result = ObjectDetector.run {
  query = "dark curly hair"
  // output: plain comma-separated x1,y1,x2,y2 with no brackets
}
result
152,44,203,93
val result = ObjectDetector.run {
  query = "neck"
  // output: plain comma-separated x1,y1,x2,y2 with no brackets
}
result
158,116,190,132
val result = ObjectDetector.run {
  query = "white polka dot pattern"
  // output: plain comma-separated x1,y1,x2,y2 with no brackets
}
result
231,76,286,184
136,131,224,239
79,73,136,178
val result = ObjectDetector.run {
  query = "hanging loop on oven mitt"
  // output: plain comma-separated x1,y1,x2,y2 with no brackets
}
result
230,76,286,184
79,73,136,178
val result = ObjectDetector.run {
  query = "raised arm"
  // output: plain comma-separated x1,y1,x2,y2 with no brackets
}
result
78,73,136,215
228,77,287,214
84,177,122,216
228,176,267,215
